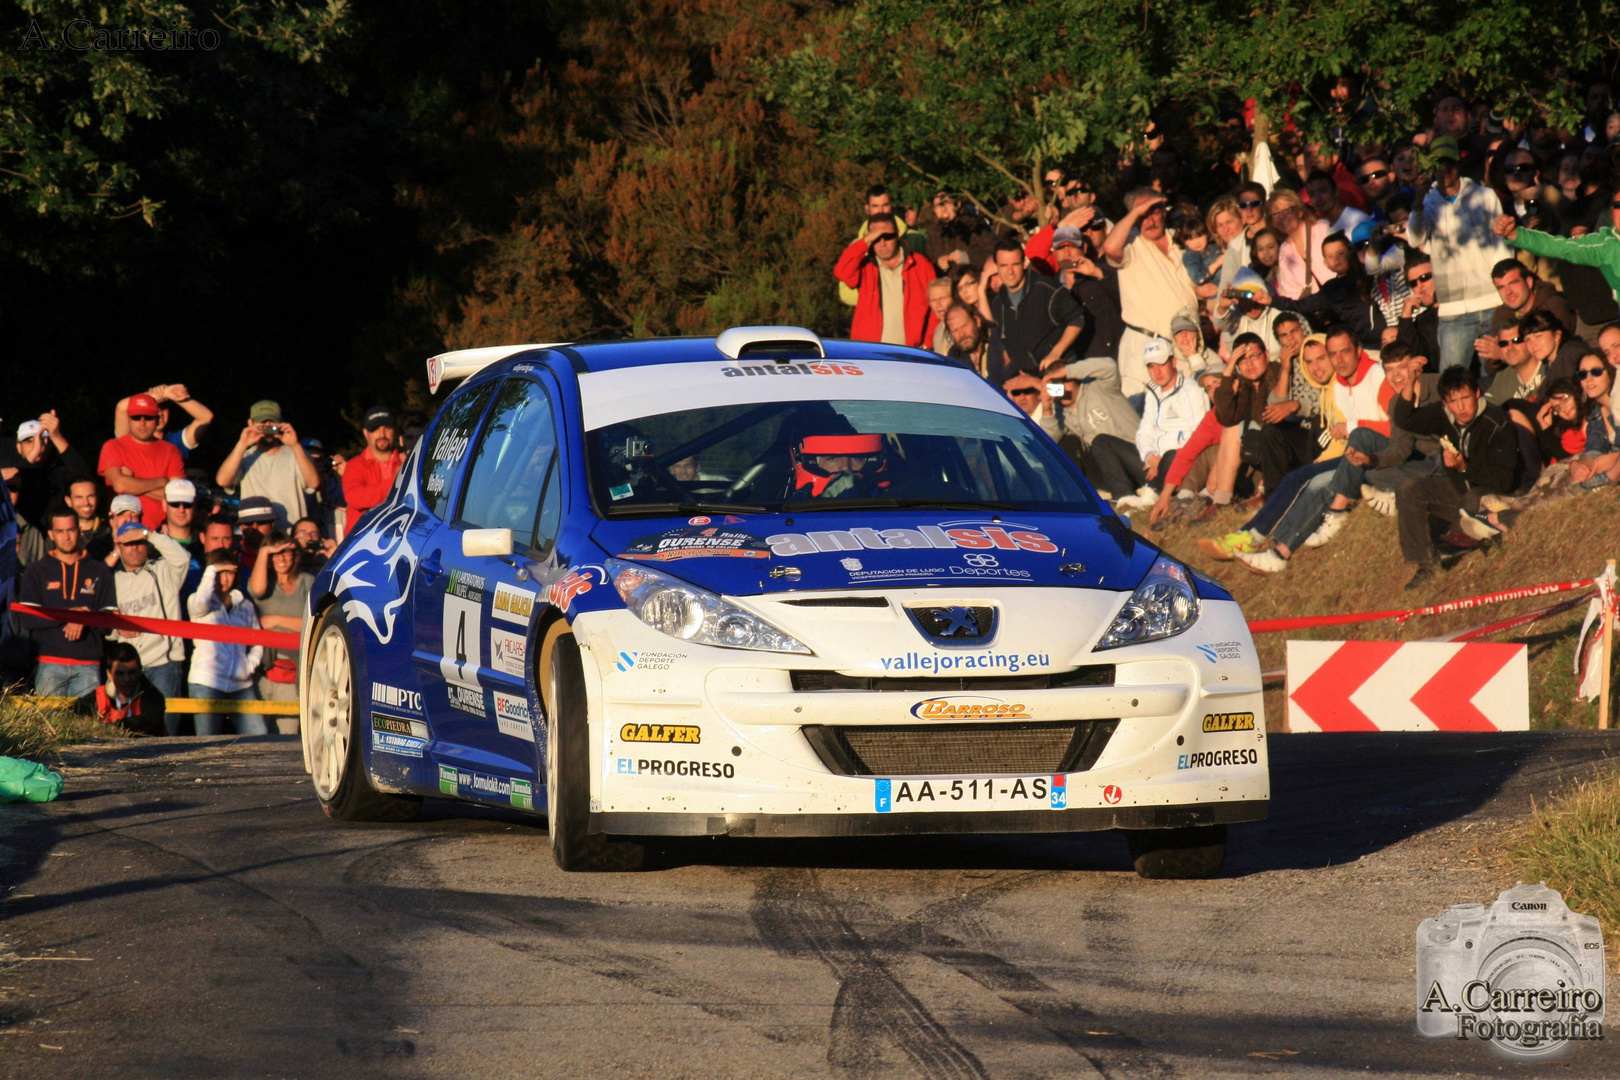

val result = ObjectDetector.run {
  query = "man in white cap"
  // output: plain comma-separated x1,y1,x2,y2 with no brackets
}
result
1117,337,1210,510
1,413,86,536
160,478,199,550
110,520,191,704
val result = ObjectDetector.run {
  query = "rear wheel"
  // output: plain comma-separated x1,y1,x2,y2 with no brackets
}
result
542,625,644,872
306,609,421,822
1124,825,1226,879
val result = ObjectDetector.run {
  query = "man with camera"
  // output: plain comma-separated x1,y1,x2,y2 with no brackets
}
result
214,400,320,530
98,392,187,530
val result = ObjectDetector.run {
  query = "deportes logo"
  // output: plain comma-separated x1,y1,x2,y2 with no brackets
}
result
963,553,999,567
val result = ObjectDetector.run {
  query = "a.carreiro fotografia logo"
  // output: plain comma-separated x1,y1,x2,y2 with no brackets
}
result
1416,883,1605,1058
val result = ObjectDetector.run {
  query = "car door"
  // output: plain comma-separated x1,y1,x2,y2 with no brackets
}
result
417,373,563,790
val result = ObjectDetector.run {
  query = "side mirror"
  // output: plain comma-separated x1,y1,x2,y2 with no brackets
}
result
462,528,513,558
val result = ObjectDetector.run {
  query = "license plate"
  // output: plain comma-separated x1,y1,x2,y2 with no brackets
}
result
874,774,1067,812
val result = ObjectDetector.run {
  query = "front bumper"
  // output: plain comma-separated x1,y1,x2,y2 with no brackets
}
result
570,589,1269,836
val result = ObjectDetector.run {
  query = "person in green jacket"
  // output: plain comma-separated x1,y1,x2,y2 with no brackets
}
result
1493,194,1620,307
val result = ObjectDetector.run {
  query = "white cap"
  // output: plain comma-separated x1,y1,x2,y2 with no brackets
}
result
164,478,197,504
16,420,42,442
1141,337,1174,367
110,494,144,516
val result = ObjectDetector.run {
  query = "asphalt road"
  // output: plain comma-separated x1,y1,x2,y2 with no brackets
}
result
2,732,1618,1080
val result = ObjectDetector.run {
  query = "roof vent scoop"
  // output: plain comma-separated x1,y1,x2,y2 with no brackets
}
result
425,343,569,393
715,325,825,361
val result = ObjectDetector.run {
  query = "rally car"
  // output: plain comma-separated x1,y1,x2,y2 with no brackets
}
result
299,326,1268,876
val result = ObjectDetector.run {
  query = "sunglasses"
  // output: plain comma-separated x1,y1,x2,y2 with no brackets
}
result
1580,367,1609,379
1499,334,1524,345
1009,387,1040,397
128,413,159,421
166,500,194,508
871,231,898,242
1357,169,1390,183
1081,219,1106,230
1611,200,1620,210
1408,271,1435,285
1237,198,1264,209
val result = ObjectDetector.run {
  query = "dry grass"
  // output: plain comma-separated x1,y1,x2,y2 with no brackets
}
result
0,690,127,761
1507,768,1620,937
1136,485,1620,730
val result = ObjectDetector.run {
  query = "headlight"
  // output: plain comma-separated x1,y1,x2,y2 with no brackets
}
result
606,558,812,654
1093,556,1199,650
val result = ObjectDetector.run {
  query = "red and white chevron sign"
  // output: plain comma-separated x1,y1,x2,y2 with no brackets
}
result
1286,641,1529,732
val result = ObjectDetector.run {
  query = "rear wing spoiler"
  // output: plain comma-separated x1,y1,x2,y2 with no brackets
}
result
426,343,570,393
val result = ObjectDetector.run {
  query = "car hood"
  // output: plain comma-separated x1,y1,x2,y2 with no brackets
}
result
587,510,1163,597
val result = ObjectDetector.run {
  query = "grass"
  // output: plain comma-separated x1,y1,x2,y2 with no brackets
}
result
1136,483,1620,730
1507,768,1620,938
0,690,129,761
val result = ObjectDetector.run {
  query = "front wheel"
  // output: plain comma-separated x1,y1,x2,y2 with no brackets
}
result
306,609,421,822
542,625,645,872
1123,825,1226,879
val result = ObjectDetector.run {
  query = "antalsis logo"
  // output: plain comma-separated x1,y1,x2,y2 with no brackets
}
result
767,521,1058,557
719,362,864,377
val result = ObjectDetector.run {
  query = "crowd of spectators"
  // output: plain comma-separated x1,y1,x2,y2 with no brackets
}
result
0,390,416,736
835,84,1620,590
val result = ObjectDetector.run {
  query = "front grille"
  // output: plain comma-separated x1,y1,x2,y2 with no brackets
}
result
790,665,1114,693
802,719,1117,777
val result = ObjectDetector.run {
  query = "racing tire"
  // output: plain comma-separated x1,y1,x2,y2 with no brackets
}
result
1124,825,1226,879
306,608,422,823
543,627,645,872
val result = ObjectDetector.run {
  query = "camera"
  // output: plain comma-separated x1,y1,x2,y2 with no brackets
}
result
1416,883,1604,1039
263,423,282,437
1046,382,1065,397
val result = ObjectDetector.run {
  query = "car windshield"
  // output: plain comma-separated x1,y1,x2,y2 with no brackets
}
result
586,399,1102,516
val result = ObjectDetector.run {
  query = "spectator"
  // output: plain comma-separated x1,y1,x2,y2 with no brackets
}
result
1261,230,1387,350
109,520,189,705
1061,233,1123,361
1495,195,1620,325
1395,252,1441,366
71,641,165,737
1012,352,1141,498
17,508,117,697
1355,157,1398,219
1248,226,1282,288
187,550,265,736
924,278,955,355
1117,338,1209,509
214,401,320,530
1217,182,1271,302
160,478,198,554
1217,277,1284,358
63,477,111,562
924,192,996,274
1569,358,1619,488
0,414,87,534
301,437,346,541
248,531,312,736
398,412,428,454
1476,259,1577,371
1390,366,1522,589
1405,135,1511,370
1103,189,1204,401
1359,224,1412,331
1533,377,1589,467
1304,168,1371,236
1170,312,1221,378
292,516,335,574
1266,188,1331,300
1174,211,1221,287
987,238,1085,380
98,391,186,530
236,496,277,573
1601,325,1620,370
112,384,213,463
1253,314,1331,490
96,493,144,566
1307,142,1371,212
833,212,935,347
1316,344,1439,523
837,184,916,306
943,302,1002,383
342,405,404,521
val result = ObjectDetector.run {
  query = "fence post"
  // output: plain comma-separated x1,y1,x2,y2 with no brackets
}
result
1602,559,1615,731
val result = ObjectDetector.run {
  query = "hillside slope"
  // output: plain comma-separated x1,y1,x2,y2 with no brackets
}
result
1137,487,1620,731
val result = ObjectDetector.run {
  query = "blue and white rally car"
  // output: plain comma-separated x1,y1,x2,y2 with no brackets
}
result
299,327,1267,875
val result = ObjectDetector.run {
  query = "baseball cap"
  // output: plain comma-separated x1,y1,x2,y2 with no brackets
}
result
301,437,325,453
110,494,144,516
16,419,42,442
115,521,149,543
237,496,276,524
1349,220,1376,246
1142,337,1174,367
164,478,197,505
1051,226,1085,250
1170,314,1201,339
249,400,283,423
363,405,397,431
1430,136,1462,162
128,393,160,418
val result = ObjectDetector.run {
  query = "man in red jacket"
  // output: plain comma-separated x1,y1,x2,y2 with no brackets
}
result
342,405,402,520
833,213,936,347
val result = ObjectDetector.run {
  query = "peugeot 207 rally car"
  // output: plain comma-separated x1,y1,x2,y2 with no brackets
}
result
299,326,1268,876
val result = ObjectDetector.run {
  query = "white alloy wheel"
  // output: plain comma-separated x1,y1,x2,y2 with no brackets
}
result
308,621,353,801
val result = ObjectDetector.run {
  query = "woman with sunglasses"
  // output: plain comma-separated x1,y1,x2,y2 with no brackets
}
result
1568,356,1620,488
1532,377,1588,466
1265,189,1330,300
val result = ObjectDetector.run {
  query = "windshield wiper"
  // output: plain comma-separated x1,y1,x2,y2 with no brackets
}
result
779,497,1023,514
607,501,770,518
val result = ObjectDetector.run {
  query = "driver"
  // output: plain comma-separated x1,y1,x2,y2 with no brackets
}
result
791,431,886,499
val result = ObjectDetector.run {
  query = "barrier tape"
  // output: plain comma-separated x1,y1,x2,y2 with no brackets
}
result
25,696,299,715
1246,578,1597,634
11,604,299,650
